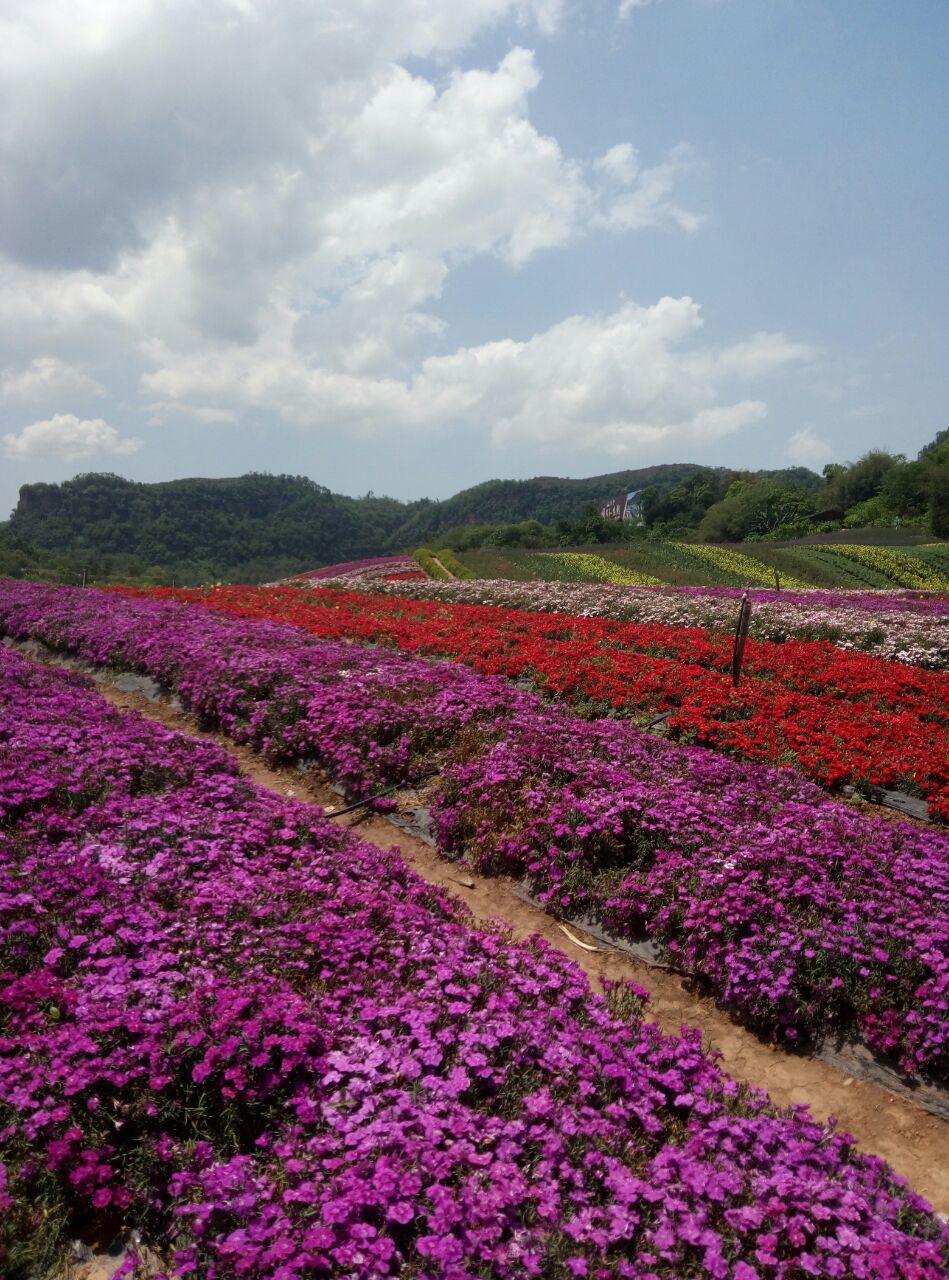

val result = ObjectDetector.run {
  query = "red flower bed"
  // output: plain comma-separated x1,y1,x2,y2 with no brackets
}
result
128,585,949,819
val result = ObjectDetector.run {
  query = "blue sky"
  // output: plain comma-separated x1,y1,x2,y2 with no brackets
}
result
1,0,946,517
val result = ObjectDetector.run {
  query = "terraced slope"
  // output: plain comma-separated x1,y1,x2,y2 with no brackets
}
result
457,540,949,590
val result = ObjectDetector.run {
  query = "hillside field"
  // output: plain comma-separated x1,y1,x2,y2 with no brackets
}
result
454,535,949,591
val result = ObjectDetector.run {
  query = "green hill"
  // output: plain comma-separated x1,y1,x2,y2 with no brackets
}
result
7,473,416,583
387,464,708,544
3,464,823,584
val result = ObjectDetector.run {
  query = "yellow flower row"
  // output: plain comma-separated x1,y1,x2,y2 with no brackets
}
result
826,545,949,590
672,544,807,588
534,553,662,585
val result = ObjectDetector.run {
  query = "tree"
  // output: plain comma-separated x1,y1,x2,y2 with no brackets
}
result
820,451,901,511
697,480,815,542
881,462,928,518
929,466,949,538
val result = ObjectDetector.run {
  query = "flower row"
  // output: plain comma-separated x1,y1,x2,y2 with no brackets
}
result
825,545,949,591
6,646,948,1277
138,582,949,817
275,554,426,585
526,553,662,586
325,574,949,667
669,544,808,588
1,581,948,1080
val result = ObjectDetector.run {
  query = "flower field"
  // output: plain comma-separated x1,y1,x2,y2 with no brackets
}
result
522,553,663,586
668,545,808,589
4,642,949,1277
122,581,949,816
275,554,427,585
455,540,949,592
811,546,949,591
2,581,948,1087
338,575,949,667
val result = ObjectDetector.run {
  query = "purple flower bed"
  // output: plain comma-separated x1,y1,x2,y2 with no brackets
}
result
275,555,423,584
2,646,948,1278
1,580,948,1080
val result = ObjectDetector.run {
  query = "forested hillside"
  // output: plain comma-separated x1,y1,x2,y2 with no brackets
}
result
7,473,417,583
5,465,725,581
8,443,946,585
388,464,710,544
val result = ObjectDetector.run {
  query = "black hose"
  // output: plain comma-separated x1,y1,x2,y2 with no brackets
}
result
327,767,441,818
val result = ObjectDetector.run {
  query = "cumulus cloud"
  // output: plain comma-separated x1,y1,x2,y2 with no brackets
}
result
0,0,808,476
786,426,833,465
144,296,810,454
0,3,700,365
1,356,105,401
3,414,142,460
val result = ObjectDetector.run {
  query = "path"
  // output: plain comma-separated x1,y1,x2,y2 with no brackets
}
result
429,552,456,578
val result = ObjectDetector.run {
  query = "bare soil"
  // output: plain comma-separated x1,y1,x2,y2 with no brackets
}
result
429,553,456,579
85,681,949,1215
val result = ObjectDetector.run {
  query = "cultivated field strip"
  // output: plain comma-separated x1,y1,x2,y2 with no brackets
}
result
5,655,947,1274
3,644,949,1278
1,581,948,1087
324,575,949,668
150,583,949,818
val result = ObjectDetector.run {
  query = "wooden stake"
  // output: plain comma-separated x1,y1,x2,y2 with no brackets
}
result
732,592,751,688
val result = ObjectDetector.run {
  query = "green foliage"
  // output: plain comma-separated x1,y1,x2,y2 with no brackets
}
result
811,434,949,537
9,472,420,583
820,450,902,510
697,480,816,542
412,547,447,579
433,547,474,578
929,465,949,539
388,464,717,544
842,496,897,528
556,506,643,547
432,519,559,551
880,460,928,517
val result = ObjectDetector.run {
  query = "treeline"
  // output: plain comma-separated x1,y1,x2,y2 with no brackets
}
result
390,464,707,543
676,431,949,542
2,440,946,588
4,472,422,584
1,466,720,583
417,434,949,551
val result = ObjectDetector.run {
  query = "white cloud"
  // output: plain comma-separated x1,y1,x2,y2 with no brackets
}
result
703,331,819,380
618,0,654,19
0,3,702,376
144,401,239,428
786,426,833,465
593,142,704,235
0,0,809,482
1,356,105,401
3,413,142,460
144,296,809,455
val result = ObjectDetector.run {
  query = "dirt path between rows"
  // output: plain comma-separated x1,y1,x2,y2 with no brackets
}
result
429,553,456,579
82,680,949,1215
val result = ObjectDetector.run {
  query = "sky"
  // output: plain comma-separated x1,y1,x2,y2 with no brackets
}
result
1,0,947,518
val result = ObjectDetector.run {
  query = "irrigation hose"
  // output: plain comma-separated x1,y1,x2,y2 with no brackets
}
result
326,767,441,818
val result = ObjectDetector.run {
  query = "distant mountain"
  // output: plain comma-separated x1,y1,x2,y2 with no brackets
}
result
386,464,822,544
386,464,709,544
6,464,822,581
9,472,417,579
